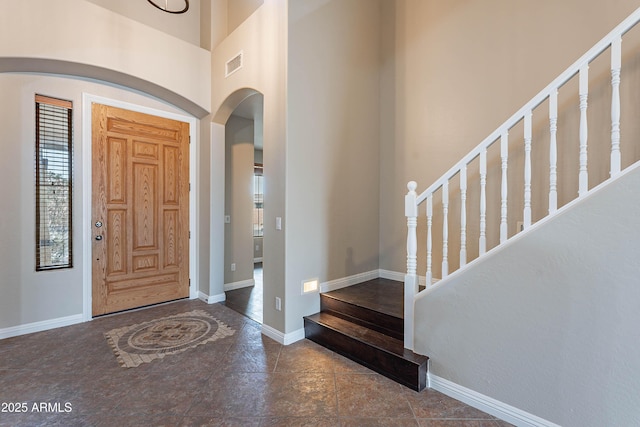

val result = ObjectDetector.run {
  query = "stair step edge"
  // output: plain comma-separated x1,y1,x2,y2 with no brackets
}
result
321,292,403,320
304,312,428,365
322,309,404,341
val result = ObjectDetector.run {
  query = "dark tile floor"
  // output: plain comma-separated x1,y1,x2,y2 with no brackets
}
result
0,300,511,426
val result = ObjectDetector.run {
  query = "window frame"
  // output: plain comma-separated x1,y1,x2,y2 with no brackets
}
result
253,163,264,238
35,94,73,271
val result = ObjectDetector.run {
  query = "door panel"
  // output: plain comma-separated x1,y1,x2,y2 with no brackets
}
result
92,104,189,316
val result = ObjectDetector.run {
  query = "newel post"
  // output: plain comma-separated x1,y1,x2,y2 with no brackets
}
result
404,181,419,350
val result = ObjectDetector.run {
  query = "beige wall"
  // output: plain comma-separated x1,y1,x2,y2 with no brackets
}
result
228,0,265,34
85,0,202,46
224,116,256,285
286,0,382,332
202,0,263,51
379,0,640,275
0,0,211,117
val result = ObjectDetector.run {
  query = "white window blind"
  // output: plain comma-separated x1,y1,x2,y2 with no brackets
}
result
35,95,73,270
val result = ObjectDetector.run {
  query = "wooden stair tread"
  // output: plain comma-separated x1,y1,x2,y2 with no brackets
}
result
304,279,428,391
305,312,427,365
323,278,404,319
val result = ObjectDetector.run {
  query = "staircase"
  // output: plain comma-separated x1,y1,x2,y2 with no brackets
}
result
303,278,428,391
402,7,640,352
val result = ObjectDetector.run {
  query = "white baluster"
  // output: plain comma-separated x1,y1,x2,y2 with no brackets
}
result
405,181,418,276
524,111,532,228
442,181,449,278
579,65,589,196
611,36,622,177
460,166,467,267
500,132,508,243
549,89,558,214
404,181,418,351
426,194,433,286
479,150,487,255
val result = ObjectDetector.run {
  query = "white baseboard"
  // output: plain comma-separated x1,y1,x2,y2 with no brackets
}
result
198,291,226,304
379,269,440,287
378,269,404,282
320,270,379,293
428,374,560,427
261,324,305,345
0,314,84,340
224,278,255,291
320,269,435,293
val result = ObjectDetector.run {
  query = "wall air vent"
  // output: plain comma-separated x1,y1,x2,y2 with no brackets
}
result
226,51,243,77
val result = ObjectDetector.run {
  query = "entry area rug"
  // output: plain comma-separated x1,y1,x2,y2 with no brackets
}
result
105,309,235,368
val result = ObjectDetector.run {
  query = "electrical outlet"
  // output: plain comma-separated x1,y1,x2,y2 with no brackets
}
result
275,297,282,311
231,263,236,272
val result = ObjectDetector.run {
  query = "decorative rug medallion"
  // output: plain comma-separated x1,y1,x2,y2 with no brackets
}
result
105,309,235,368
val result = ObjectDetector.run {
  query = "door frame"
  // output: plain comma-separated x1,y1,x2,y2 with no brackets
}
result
82,93,198,321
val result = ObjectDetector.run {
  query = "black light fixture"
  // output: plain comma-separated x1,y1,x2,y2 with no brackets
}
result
147,0,189,14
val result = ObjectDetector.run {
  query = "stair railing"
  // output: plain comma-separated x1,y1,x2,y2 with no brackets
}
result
404,7,640,350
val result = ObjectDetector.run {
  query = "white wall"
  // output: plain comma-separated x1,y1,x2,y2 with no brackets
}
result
0,74,192,329
414,164,640,427
286,0,382,333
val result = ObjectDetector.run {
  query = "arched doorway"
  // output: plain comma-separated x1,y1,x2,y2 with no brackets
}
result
214,89,265,323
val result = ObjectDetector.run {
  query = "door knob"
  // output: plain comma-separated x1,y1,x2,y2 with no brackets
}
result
95,235,103,241
95,221,103,228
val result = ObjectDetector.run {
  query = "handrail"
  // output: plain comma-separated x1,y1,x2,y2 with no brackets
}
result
403,6,640,352
416,6,640,205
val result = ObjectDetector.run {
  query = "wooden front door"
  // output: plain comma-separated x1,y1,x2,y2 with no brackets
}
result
92,104,190,316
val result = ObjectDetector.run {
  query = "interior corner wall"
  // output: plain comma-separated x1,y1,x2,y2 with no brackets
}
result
224,116,256,286
227,0,265,34
0,73,194,330
286,0,382,333
378,0,640,274
203,0,229,51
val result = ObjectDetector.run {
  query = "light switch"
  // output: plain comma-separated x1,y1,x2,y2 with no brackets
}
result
276,217,282,230
224,215,231,223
